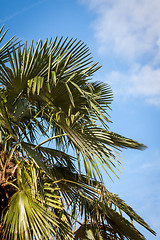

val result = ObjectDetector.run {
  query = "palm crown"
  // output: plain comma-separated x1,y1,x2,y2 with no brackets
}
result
0,25,156,239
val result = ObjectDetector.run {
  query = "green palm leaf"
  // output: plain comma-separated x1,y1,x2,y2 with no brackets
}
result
2,190,60,240
0,25,19,63
0,32,156,239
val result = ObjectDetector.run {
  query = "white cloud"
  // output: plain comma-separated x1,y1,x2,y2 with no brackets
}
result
81,0,160,106
82,0,160,62
106,65,160,106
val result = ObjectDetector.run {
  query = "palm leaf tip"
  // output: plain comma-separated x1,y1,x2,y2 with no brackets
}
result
108,132,147,150
106,191,156,236
0,25,19,63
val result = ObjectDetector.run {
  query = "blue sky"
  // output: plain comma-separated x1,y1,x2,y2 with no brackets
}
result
1,0,160,239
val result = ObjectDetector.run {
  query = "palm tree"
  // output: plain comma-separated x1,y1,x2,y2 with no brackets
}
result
0,25,156,239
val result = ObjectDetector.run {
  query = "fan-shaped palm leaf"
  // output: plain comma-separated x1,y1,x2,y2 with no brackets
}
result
0,30,156,239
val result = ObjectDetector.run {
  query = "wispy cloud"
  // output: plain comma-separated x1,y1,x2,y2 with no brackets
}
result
141,150,160,169
81,0,160,61
106,64,160,106
81,0,160,107
0,0,48,23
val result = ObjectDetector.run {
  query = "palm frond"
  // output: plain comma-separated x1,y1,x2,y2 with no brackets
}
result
2,191,59,240
105,191,156,235
1,161,74,240
74,223,124,240
0,33,156,239
0,25,19,63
